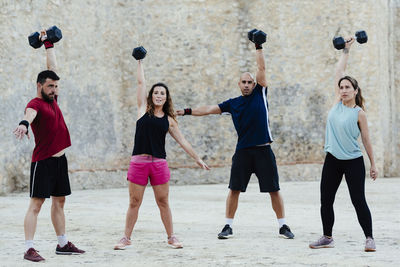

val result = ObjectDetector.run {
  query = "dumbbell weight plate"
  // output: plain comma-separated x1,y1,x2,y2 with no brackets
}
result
248,29,258,42
28,32,43,49
132,46,147,60
46,26,63,43
253,30,267,45
355,30,368,44
333,36,345,50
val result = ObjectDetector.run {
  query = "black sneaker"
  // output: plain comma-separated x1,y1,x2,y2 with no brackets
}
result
55,241,85,255
279,224,294,239
218,224,233,239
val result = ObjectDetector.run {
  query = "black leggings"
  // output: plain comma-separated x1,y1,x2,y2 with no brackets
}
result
320,153,373,238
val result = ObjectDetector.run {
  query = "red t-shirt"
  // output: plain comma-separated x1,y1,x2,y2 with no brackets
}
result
26,96,71,162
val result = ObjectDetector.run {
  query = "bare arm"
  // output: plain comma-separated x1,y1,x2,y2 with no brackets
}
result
136,60,147,119
176,105,221,116
255,48,267,87
168,117,210,170
358,110,378,180
334,37,355,100
13,108,38,140
40,30,58,72
40,30,58,94
46,46,57,72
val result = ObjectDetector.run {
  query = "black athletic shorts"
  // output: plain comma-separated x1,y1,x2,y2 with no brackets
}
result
29,154,71,198
229,145,280,193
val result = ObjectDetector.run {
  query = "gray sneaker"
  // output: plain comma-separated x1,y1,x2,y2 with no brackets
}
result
365,237,376,252
309,236,334,249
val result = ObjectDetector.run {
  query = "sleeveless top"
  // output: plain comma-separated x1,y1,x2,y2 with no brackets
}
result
324,101,363,160
132,112,169,159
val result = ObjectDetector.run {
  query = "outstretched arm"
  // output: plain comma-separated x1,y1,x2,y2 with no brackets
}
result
136,60,147,119
255,48,267,87
358,110,378,180
334,37,355,99
176,105,221,116
168,117,210,170
13,108,37,140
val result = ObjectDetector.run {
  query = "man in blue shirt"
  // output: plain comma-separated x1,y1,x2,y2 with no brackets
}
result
176,32,294,239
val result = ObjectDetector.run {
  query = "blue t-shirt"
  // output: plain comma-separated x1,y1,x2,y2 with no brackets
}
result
218,83,273,151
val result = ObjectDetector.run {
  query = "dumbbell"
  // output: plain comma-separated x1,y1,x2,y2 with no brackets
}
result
332,30,368,50
28,25,63,49
132,46,147,60
248,28,267,45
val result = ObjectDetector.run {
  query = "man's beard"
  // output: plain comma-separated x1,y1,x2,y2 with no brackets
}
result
41,89,54,102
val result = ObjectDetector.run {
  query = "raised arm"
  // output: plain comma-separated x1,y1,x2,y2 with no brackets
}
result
136,59,147,119
168,117,210,170
40,30,58,72
358,110,378,180
13,108,38,140
255,48,267,87
334,37,355,98
176,105,221,116
40,30,59,96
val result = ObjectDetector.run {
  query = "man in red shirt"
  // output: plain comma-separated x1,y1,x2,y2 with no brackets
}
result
13,29,85,262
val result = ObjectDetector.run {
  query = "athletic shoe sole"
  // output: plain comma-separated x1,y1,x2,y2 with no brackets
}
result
168,244,183,249
364,248,376,252
113,245,131,250
309,244,335,249
55,251,84,255
279,233,294,239
218,234,234,239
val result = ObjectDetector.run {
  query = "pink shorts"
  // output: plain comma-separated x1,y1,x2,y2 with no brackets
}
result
127,155,170,186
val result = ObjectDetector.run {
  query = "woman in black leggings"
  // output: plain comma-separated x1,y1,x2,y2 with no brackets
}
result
309,37,378,252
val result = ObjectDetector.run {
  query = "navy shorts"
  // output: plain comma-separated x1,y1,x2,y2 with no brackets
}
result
29,154,71,198
229,145,280,192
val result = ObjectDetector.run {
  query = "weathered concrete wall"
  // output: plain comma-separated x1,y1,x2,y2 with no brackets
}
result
0,0,399,194
387,0,400,176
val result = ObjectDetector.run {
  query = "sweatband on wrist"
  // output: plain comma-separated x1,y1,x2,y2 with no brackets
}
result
183,108,192,115
44,40,54,49
255,43,263,50
19,120,29,134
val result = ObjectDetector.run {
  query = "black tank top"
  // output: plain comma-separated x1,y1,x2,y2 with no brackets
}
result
132,112,169,159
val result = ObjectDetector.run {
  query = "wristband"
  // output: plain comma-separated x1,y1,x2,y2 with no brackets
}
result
19,120,29,134
44,40,54,49
183,108,192,115
255,43,263,50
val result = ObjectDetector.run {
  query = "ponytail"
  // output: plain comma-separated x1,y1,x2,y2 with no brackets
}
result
355,87,365,110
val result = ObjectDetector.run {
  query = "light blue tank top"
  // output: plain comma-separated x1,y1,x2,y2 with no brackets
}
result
324,102,363,160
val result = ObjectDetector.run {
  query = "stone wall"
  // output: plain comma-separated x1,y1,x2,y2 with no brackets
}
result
1,0,399,194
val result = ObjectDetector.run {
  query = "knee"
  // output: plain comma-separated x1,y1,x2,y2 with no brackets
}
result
350,195,367,209
269,191,282,201
52,197,66,209
229,190,241,198
155,196,169,209
30,199,45,214
128,197,142,210
320,193,335,206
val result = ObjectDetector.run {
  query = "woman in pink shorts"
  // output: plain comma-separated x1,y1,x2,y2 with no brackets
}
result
114,48,210,250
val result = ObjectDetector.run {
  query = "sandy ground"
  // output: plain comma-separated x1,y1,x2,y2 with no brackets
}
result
0,179,399,267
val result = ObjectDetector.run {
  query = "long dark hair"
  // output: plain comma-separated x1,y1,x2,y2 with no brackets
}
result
338,76,365,110
146,82,176,120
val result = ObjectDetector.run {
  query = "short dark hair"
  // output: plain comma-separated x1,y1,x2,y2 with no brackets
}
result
36,70,60,84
